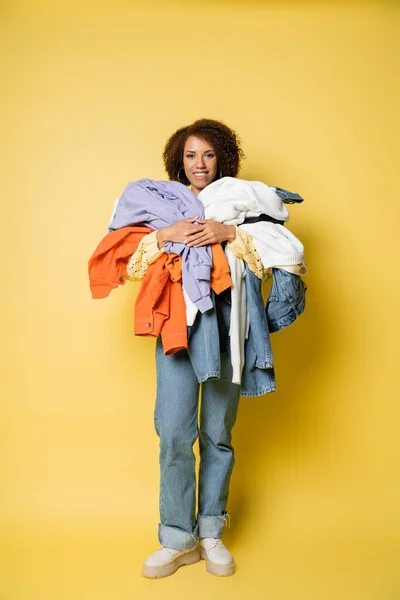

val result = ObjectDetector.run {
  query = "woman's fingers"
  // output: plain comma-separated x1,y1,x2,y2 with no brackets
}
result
184,227,207,240
185,233,206,244
184,225,205,236
187,234,211,247
191,240,212,247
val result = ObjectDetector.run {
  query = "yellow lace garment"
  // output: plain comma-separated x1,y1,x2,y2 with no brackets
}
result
126,231,163,281
227,227,272,281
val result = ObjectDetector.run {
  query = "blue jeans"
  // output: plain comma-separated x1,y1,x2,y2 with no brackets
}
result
154,292,241,550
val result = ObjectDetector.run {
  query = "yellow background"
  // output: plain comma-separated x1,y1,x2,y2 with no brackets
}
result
1,1,399,598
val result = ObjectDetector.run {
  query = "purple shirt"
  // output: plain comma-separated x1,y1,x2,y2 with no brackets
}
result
108,178,214,313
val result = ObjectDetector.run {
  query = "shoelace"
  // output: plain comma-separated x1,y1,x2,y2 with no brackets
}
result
203,538,227,551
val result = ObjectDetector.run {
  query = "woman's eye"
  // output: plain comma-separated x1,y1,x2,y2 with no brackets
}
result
185,153,214,159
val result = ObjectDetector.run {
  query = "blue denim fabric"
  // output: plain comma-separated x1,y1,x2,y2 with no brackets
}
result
154,292,241,550
180,267,307,394
266,268,307,333
152,269,307,549
240,267,307,395
185,296,221,383
240,265,276,397
273,187,304,204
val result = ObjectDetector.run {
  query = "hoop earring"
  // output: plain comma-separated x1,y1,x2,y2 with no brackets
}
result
219,170,223,179
177,168,184,181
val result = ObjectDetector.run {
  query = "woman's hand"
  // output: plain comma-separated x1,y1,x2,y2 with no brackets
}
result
156,217,200,247
184,219,236,247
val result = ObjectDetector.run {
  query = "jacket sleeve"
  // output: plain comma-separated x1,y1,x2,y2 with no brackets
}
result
126,231,164,281
227,226,272,281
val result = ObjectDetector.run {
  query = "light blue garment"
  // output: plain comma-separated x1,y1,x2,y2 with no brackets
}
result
154,291,240,550
267,267,307,333
167,267,307,392
240,266,307,395
152,269,307,549
240,264,276,396
108,178,214,312
273,187,304,204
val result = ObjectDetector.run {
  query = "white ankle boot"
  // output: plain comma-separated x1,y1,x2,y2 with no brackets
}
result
199,538,235,576
142,545,200,579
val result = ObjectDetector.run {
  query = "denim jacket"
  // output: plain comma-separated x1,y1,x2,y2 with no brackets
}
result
240,266,307,396
240,265,275,396
267,268,307,333
182,266,307,396
274,187,304,204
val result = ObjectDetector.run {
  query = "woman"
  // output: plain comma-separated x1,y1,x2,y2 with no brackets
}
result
135,119,249,578
101,118,306,578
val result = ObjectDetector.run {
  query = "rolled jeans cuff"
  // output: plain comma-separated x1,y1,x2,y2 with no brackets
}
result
158,523,199,551
197,513,229,539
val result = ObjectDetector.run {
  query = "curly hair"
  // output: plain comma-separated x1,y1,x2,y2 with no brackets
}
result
162,118,245,185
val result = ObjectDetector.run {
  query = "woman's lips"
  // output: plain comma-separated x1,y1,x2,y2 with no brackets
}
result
193,172,208,179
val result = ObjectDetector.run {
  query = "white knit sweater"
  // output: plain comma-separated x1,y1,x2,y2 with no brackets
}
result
199,177,290,225
240,222,308,275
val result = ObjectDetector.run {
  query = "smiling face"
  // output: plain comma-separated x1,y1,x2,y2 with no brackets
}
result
183,135,218,195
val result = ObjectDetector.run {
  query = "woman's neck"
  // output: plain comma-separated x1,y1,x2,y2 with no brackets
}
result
190,185,201,196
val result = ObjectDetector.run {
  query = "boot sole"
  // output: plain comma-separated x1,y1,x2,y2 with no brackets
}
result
200,548,235,577
142,547,201,579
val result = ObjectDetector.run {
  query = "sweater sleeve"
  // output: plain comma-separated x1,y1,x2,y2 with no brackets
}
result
126,231,163,281
227,226,272,281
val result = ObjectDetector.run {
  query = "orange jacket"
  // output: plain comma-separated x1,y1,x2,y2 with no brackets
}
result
134,252,187,355
88,225,153,299
134,244,232,355
88,227,232,355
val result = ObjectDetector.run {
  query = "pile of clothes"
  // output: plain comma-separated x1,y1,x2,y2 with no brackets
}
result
88,177,308,396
